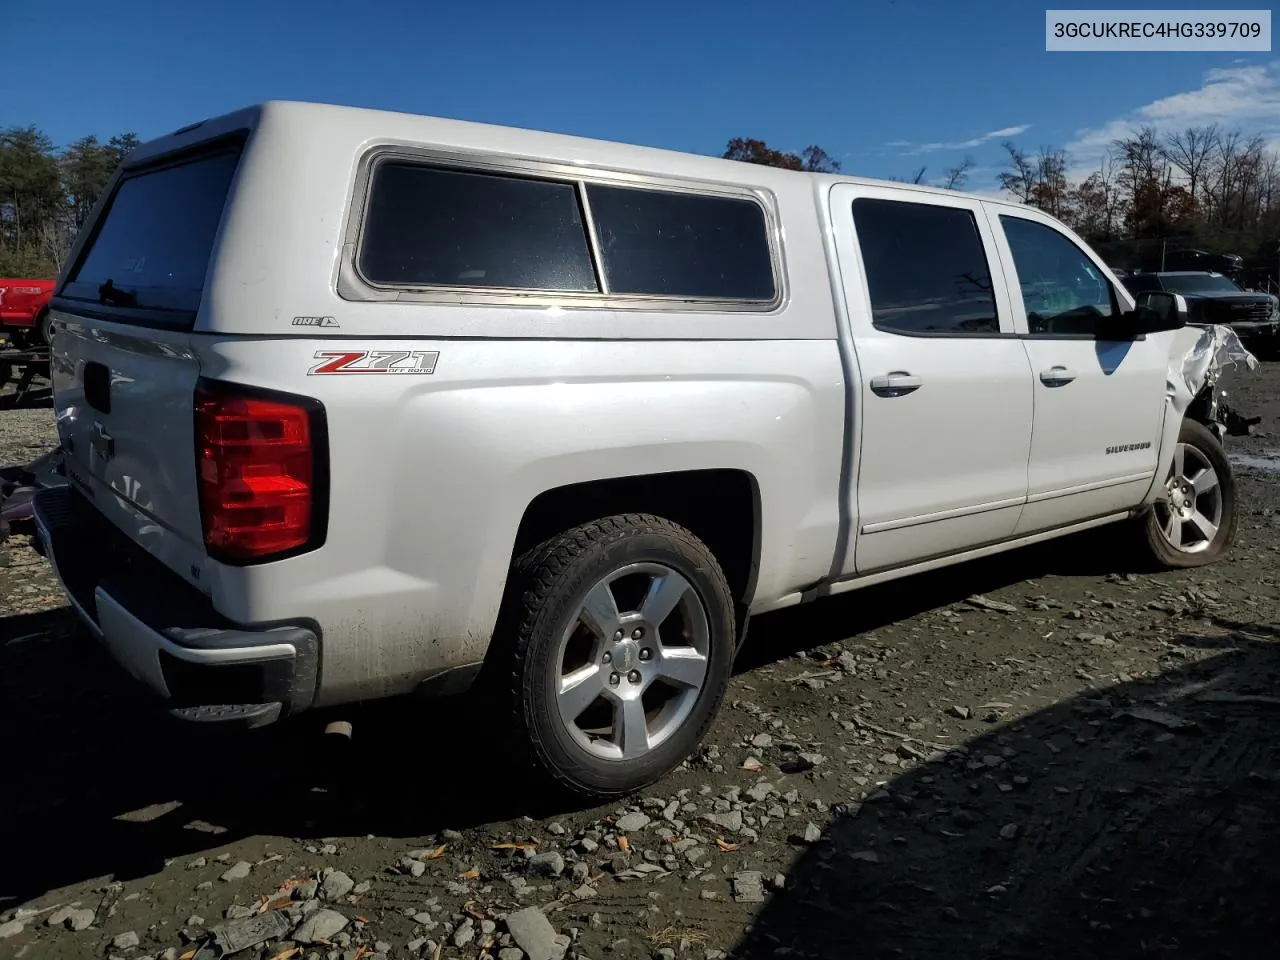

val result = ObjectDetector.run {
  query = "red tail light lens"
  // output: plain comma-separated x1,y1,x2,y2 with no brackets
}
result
195,382,325,562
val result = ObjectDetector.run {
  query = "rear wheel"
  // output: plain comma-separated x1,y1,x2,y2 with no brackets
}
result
507,514,735,799
37,311,52,348
1140,418,1237,569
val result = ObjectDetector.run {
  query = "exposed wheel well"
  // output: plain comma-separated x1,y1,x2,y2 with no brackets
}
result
510,469,762,612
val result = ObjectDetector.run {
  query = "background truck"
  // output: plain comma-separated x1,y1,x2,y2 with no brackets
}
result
0,278,56,348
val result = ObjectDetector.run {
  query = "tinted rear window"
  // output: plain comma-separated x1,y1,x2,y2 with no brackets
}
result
852,197,999,335
358,163,599,292
586,184,775,300
62,146,242,321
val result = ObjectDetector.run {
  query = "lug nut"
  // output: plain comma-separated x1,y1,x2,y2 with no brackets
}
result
632,627,644,639
639,647,652,661
628,670,642,684
609,672,620,687
614,630,623,641
602,651,612,664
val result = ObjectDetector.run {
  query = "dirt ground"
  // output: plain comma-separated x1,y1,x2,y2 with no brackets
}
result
1,359,1278,960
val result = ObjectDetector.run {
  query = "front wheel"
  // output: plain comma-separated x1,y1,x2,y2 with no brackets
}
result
507,514,736,799
1140,418,1238,569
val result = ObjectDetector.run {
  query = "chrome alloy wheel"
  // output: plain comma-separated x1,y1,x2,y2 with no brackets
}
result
1153,441,1224,554
552,562,711,761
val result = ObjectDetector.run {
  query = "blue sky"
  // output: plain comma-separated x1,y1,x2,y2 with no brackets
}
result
6,0,1278,191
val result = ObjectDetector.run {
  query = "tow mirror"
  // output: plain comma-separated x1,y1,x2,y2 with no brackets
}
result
1124,291,1189,337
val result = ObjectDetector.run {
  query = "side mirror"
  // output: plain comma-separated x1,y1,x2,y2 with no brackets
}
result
1124,291,1189,337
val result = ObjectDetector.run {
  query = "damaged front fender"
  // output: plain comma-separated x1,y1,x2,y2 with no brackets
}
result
1142,323,1259,506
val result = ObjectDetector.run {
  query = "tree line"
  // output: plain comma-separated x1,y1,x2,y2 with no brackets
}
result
995,126,1280,281
724,128,1280,286
0,127,140,277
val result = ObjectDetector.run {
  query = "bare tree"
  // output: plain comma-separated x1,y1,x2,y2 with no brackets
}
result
1164,125,1218,208
997,141,1036,203
942,156,975,190
1032,146,1071,219
1113,126,1174,237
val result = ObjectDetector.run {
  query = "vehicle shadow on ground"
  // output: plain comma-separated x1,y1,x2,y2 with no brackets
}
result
0,529,1223,909
0,384,52,409
728,618,1280,960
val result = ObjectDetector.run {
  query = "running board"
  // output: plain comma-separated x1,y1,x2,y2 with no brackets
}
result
803,511,1133,602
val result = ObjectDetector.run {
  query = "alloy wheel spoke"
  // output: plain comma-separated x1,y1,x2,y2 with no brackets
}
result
656,648,708,689
1187,510,1219,543
639,571,692,626
615,695,650,759
579,582,620,639
1191,467,1219,496
558,665,604,724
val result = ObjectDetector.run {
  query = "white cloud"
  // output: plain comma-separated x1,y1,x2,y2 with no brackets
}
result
890,124,1031,155
1064,60,1280,177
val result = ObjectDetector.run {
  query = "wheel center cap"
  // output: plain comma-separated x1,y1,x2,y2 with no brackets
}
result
614,639,639,673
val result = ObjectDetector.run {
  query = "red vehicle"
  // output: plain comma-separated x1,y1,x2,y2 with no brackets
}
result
0,278,56,348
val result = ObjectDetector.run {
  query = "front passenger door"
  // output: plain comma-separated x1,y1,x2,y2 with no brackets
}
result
983,206,1172,534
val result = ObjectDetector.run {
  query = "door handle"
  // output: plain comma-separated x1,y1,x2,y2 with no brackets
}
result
869,372,923,396
1039,366,1078,386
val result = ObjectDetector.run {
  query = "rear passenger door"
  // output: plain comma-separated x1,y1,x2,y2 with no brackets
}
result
982,205,1171,533
829,185,1034,575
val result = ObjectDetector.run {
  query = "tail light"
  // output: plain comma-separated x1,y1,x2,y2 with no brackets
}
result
195,380,328,563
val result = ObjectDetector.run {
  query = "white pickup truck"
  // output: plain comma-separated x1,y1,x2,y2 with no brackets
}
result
35,101,1249,799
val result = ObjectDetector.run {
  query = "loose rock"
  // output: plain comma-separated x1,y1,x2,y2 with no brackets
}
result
219,861,252,882
615,812,651,832
112,931,141,950
293,908,349,944
505,906,562,960
701,810,743,833
733,871,766,903
48,906,96,931
530,851,566,877
321,870,355,901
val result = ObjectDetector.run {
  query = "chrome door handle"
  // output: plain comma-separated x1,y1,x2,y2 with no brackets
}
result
1039,366,1078,386
869,372,923,396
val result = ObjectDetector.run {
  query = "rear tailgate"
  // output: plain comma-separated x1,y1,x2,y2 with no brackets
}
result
50,138,245,588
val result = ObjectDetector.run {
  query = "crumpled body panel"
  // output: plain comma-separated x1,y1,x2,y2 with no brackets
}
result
1169,323,1259,413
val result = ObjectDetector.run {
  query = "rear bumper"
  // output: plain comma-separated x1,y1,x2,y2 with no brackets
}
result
33,485,319,726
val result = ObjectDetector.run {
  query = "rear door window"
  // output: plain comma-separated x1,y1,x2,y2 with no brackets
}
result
852,197,1000,335
61,144,243,326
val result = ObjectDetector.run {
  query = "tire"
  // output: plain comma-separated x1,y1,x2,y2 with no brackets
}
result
1140,418,1238,569
507,513,735,799
37,311,52,348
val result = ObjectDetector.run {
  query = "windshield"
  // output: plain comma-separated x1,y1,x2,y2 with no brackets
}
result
1159,273,1242,294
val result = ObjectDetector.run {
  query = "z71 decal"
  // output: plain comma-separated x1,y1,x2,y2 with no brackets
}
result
307,350,440,376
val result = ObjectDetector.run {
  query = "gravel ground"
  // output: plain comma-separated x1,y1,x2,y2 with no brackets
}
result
1,360,1278,960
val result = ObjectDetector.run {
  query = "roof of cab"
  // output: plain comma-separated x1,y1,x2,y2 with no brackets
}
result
126,99,1011,208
